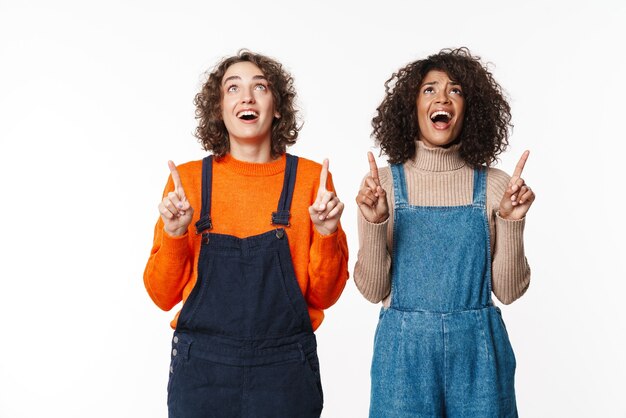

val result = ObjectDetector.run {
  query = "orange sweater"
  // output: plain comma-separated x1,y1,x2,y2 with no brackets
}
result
144,153,349,331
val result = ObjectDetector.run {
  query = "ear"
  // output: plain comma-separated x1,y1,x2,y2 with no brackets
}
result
274,111,281,119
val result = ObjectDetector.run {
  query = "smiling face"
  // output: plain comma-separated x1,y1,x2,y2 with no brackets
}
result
416,70,465,148
221,61,278,149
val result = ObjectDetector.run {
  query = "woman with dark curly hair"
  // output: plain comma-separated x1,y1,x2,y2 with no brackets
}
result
144,50,349,417
354,47,534,417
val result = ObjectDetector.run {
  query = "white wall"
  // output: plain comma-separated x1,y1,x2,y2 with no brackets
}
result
1,1,624,417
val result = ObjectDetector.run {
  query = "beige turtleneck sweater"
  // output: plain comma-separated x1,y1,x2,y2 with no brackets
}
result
354,142,530,306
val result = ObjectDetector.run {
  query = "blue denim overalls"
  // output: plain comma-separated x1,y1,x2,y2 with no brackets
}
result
369,165,517,417
167,155,323,418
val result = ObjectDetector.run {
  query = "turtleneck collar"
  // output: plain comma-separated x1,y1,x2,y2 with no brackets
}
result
406,141,466,172
216,153,286,176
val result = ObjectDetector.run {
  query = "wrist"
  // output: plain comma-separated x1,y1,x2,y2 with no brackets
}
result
496,210,525,222
314,224,337,236
360,210,389,224
164,226,188,237
372,214,389,224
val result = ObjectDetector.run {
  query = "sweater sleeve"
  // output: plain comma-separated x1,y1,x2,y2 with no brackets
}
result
487,169,531,304
143,176,194,311
305,173,350,310
353,171,394,303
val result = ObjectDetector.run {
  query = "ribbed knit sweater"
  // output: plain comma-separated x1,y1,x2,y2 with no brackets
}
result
144,153,350,331
354,142,530,306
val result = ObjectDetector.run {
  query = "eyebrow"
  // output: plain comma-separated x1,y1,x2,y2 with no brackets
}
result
222,75,268,85
422,80,462,87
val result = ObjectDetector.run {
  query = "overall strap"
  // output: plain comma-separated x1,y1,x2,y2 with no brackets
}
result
194,156,213,235
271,154,299,226
390,163,409,207
472,167,487,207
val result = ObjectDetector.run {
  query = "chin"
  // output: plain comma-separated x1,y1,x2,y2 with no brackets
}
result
442,139,460,148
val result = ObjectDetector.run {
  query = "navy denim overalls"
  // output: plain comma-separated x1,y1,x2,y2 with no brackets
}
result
167,155,323,418
369,165,517,417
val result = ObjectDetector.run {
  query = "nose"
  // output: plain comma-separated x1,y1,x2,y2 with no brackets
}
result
241,86,256,104
435,90,450,104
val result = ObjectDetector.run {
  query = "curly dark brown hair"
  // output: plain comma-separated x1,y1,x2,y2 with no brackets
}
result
372,47,512,167
194,50,299,158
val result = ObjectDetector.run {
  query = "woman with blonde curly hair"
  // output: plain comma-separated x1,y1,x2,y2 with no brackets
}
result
355,47,534,417
144,50,349,417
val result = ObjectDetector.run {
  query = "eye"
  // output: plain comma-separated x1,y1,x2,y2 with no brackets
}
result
226,85,238,93
450,87,463,96
423,86,434,94
254,83,268,91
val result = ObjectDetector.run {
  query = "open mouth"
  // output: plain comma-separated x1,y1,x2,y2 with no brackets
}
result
430,110,452,126
237,110,259,121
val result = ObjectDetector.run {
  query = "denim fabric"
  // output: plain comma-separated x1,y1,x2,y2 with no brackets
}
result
370,166,517,417
168,331,322,418
168,155,323,418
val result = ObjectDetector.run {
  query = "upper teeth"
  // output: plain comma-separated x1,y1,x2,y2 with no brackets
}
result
237,110,258,117
431,111,451,119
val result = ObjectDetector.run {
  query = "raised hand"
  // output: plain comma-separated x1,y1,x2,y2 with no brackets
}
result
356,152,389,223
158,161,194,236
309,159,344,235
499,150,535,220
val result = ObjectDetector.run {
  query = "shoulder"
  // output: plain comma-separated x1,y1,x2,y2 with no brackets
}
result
163,159,203,189
288,155,323,194
486,166,510,203
294,155,322,175
159,159,203,197
172,159,203,184
487,167,511,185
293,155,330,184
175,159,203,175
359,165,393,188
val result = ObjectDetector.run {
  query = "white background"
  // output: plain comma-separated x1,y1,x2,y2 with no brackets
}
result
1,1,625,417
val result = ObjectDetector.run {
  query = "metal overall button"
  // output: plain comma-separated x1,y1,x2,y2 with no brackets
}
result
275,229,285,239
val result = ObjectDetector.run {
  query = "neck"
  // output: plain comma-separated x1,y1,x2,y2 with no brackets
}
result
409,140,465,172
228,136,274,163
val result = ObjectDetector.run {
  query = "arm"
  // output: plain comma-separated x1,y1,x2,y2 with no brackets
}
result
143,162,195,311
143,218,194,311
306,163,349,309
306,223,349,310
353,152,393,303
491,212,531,304
489,152,534,304
353,209,392,303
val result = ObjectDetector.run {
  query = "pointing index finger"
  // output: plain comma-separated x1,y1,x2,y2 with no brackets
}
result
367,151,380,186
512,150,530,179
168,160,186,198
318,158,329,193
